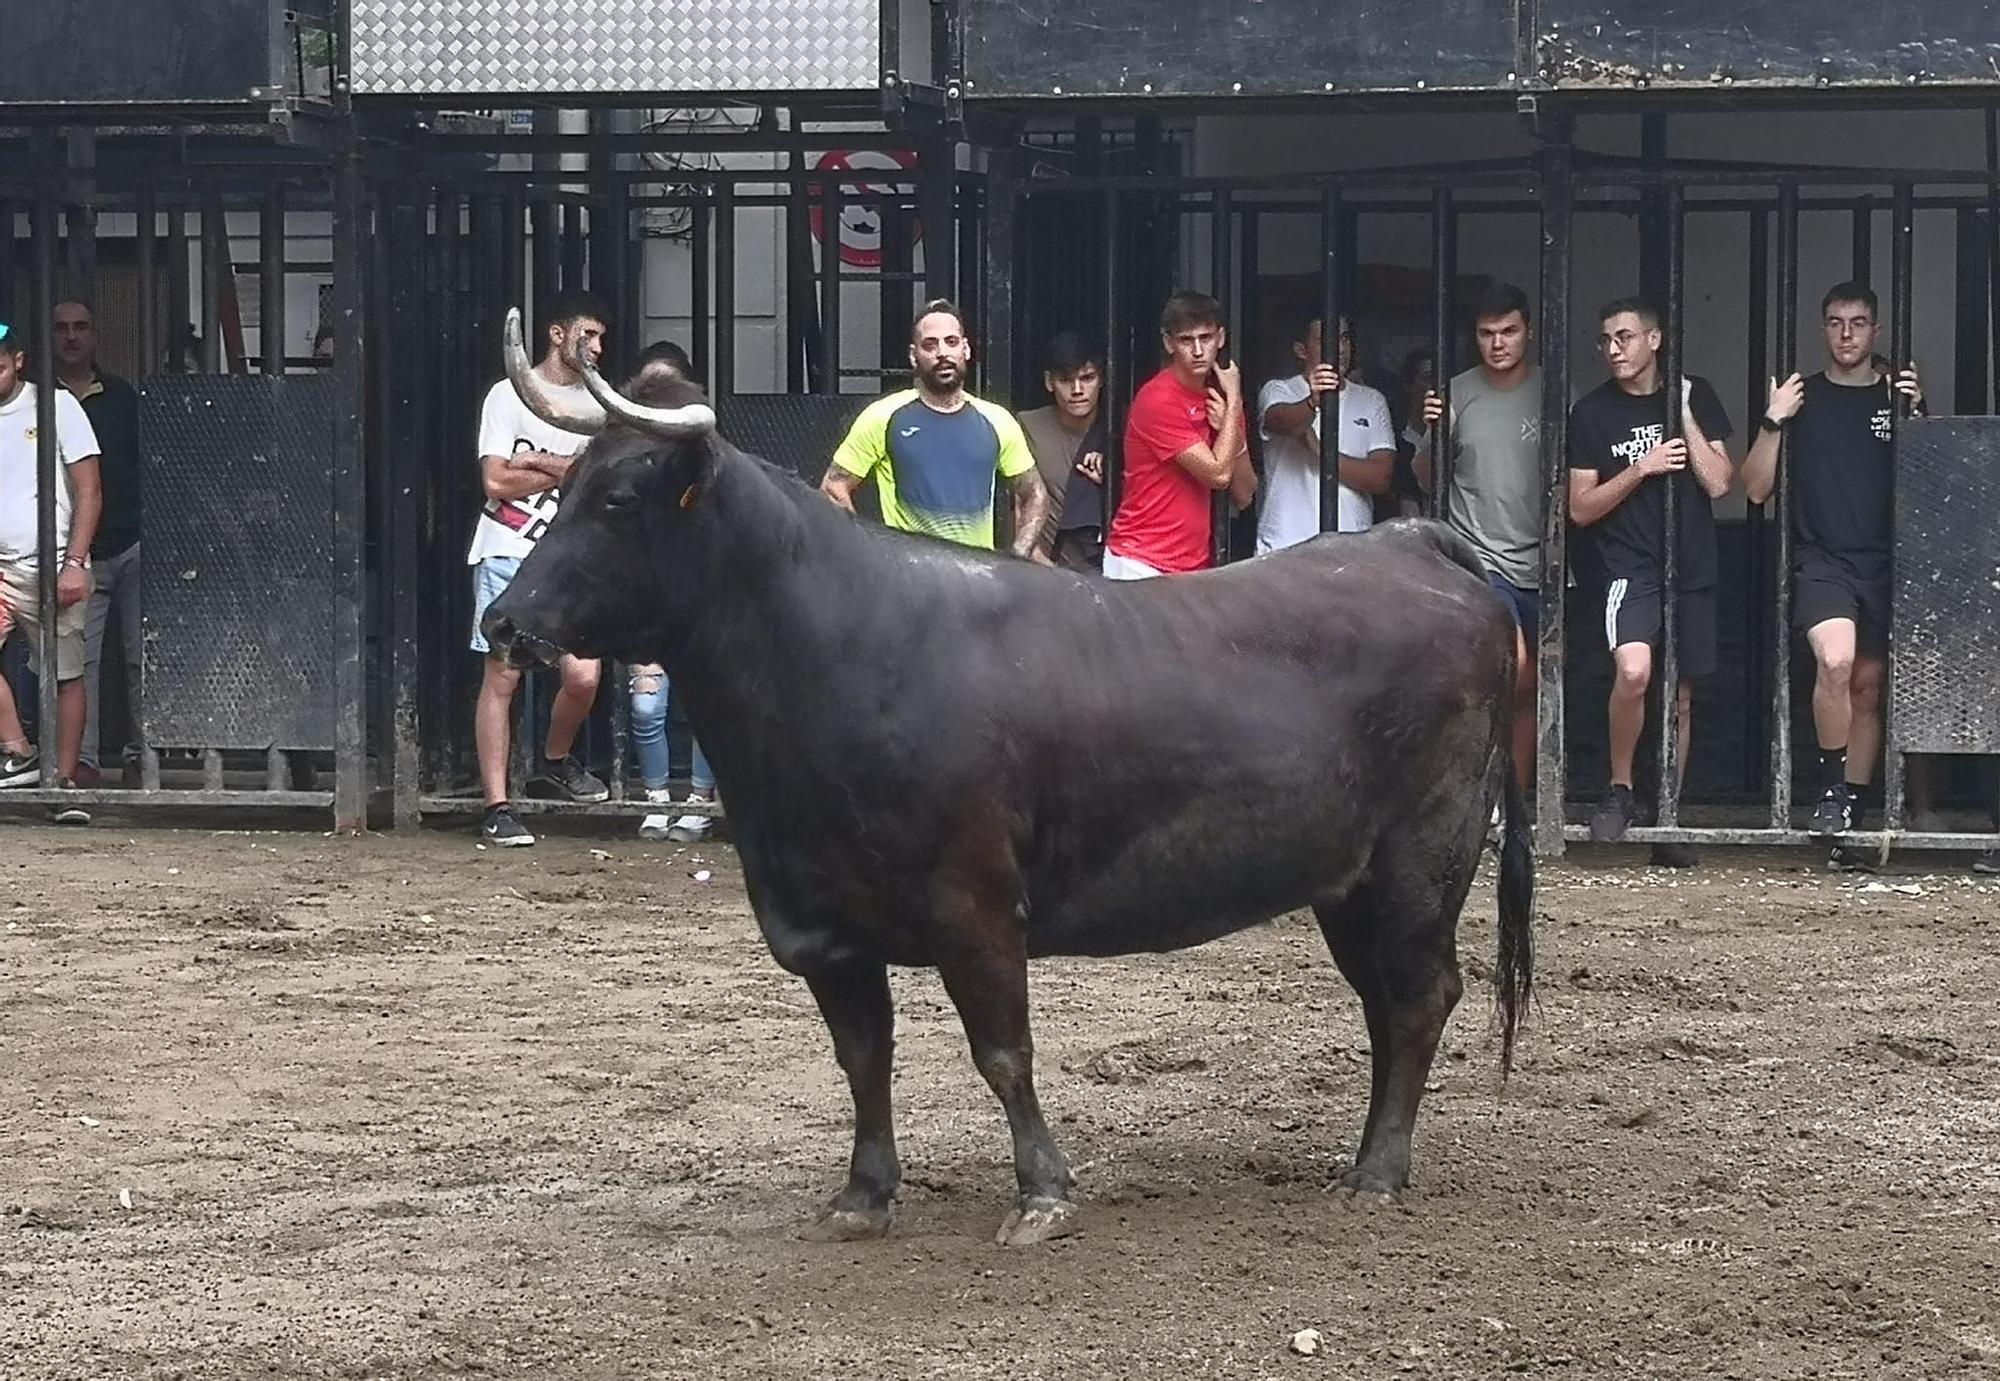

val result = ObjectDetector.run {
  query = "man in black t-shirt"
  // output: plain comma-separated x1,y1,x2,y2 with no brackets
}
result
1569,298,1736,858
1743,282,1924,861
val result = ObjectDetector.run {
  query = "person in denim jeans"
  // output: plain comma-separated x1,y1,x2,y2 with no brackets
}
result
629,663,715,841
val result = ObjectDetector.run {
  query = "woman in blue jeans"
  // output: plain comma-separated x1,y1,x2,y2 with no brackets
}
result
629,663,716,842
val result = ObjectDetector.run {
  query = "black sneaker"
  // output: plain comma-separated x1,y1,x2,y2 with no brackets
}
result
530,755,610,804
480,804,535,848
1973,848,2000,876
1649,842,1700,869
0,749,39,788
1827,844,1874,873
49,779,90,826
1590,784,1640,843
1808,783,1856,838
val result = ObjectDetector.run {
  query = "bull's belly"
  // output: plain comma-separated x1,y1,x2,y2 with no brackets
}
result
1023,832,1371,959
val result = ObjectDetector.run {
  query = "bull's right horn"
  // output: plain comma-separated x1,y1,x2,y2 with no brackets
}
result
503,307,606,434
575,353,717,437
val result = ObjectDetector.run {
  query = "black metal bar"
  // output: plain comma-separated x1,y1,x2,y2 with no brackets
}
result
203,748,225,791
1318,183,1342,534
985,149,1019,404
32,192,59,787
530,195,559,319
958,174,982,391
1770,182,1799,831
1882,180,1915,836
1988,110,2000,423
266,746,286,794
820,178,844,397
502,182,527,319
0,198,13,327
390,186,429,826
199,182,225,372
879,193,913,376
1428,185,1455,521
1209,186,1233,567
259,180,286,375
1956,207,1991,415
1535,121,1575,858
64,130,98,307
921,133,957,301
164,203,189,372
1101,189,1123,532
1743,207,1771,795
562,199,588,291
690,188,712,392
1852,200,1874,284
714,181,736,396
331,136,368,831
1656,182,1686,828
786,157,812,393
135,182,159,378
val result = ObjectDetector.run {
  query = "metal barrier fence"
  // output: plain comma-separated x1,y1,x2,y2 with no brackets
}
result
986,124,2000,857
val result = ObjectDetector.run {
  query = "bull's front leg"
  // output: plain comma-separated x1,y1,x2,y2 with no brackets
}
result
798,960,901,1241
931,908,1076,1247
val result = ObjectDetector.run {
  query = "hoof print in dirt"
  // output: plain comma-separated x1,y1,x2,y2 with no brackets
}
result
799,1205,894,1243
995,1196,1078,1247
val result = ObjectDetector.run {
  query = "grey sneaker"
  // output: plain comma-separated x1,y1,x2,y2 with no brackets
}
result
480,804,535,848
0,749,39,788
1809,783,1856,838
1973,848,2000,876
531,755,610,804
638,788,676,841
49,779,90,826
666,794,716,843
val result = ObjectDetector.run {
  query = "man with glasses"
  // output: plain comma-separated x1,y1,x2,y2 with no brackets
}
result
1742,281,1926,868
1569,298,1735,864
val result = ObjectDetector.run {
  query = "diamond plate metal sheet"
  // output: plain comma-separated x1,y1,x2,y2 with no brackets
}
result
138,376,336,751
351,0,878,96
1892,417,2000,754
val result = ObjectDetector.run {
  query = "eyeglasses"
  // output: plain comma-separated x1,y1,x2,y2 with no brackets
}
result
1597,330,1649,352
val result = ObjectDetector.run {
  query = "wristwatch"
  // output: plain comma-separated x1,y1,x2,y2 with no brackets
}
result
1756,414,1783,434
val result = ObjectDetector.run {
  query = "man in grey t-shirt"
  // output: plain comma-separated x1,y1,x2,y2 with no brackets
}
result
1419,283,1543,785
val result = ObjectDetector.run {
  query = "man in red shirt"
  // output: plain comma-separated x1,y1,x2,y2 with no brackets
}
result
1103,292,1256,579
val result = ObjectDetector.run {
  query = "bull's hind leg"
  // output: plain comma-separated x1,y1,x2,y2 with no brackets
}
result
1312,834,1474,1198
798,960,902,1241
932,921,1076,1248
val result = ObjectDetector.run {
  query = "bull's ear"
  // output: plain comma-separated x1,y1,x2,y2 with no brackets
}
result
664,432,719,511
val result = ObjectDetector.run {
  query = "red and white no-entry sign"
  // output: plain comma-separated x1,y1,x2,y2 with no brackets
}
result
809,149,923,269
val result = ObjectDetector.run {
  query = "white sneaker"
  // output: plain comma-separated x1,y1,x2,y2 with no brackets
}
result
638,787,675,841
666,793,716,843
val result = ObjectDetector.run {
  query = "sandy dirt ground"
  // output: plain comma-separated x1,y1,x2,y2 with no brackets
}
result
3,820,1997,1380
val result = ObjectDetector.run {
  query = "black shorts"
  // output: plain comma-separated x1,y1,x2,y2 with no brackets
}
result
1793,561,1890,656
1602,578,1718,678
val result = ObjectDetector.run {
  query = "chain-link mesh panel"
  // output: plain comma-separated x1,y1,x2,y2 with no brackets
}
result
1892,416,2000,754
718,392,869,486
138,376,336,751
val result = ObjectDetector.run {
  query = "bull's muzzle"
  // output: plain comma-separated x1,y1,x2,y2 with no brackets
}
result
480,611,562,670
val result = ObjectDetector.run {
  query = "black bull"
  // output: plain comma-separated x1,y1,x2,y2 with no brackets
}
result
482,347,1535,1247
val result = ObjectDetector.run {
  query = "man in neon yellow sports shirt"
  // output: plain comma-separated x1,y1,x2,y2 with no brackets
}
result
823,299,1050,558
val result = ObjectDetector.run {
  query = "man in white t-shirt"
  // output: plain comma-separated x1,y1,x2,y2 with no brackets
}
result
0,324,103,822
1255,310,1395,552
469,290,610,848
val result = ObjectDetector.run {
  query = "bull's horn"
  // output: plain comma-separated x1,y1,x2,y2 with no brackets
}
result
503,307,606,434
575,353,717,437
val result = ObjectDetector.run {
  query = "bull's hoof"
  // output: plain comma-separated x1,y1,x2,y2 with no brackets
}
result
995,1195,1078,1247
800,1203,894,1242
1331,1168,1407,1208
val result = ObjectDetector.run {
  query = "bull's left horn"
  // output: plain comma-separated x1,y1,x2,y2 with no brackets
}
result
503,307,607,433
575,354,717,437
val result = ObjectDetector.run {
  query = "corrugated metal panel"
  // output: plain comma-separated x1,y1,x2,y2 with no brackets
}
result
350,0,879,97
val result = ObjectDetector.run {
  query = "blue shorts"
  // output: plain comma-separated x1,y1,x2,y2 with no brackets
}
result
469,556,521,654
1488,575,1540,642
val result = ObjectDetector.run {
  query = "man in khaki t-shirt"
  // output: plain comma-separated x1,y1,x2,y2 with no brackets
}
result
1015,332,1107,569
1420,283,1544,786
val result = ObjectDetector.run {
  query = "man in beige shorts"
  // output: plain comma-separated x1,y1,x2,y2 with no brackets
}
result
0,323,103,822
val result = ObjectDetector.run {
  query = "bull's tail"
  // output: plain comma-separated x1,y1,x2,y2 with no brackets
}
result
1494,750,1536,1078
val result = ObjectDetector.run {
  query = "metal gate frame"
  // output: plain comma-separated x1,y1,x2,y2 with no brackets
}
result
980,112,2000,858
